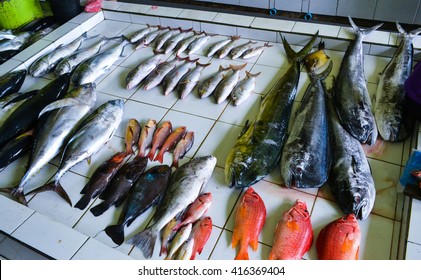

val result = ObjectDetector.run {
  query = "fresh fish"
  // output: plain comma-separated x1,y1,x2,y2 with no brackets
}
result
126,155,217,259
197,65,230,99
242,42,273,60
334,17,382,146
162,57,199,96
374,23,421,142
187,32,214,55
129,24,160,44
0,31,32,52
163,28,193,54
303,42,331,73
105,165,172,245
327,90,376,220
29,32,87,77
137,119,157,158
230,40,257,59
0,29,15,40
135,27,168,50
28,99,124,206
16,16,57,33
230,71,260,106
90,156,148,216
0,130,33,172
0,90,38,110
172,131,194,168
160,217,178,257
174,31,201,55
72,36,130,86
189,216,213,260
224,32,318,188
74,151,128,210
154,126,186,163
165,223,193,260
172,192,212,232
268,200,313,260
155,27,180,51
280,58,333,189
0,49,19,65
0,69,26,99
316,214,361,260
232,187,266,260
177,62,211,99
24,26,55,47
206,36,237,57
126,52,166,90
54,38,110,76
125,118,141,155
147,120,172,161
217,36,241,59
214,63,247,104
175,238,195,260
143,56,182,91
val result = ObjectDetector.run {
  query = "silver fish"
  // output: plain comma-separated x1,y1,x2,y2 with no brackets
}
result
165,223,192,260
217,36,240,59
126,52,166,90
0,31,32,52
231,71,261,106
198,65,231,99
129,24,160,43
178,62,211,99
214,63,247,104
374,22,421,142
174,238,195,260
27,99,124,206
143,56,183,90
25,27,55,47
135,27,168,50
163,28,193,54
206,36,238,57
29,32,87,77
162,57,199,96
175,31,201,55
187,32,214,55
230,40,257,59
242,42,273,59
155,27,180,51
0,29,15,40
126,155,217,259
334,17,382,146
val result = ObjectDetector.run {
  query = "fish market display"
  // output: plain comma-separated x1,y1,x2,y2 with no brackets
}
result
0,130,33,172
214,63,247,104
175,31,201,55
124,118,141,155
334,17,382,145
177,62,211,99
232,187,266,260
188,216,213,260
230,40,257,59
105,165,172,245
242,42,273,60
163,28,193,54
316,214,361,260
172,192,212,231
126,155,217,259
165,223,192,260
155,27,180,51
147,120,172,160
137,119,157,158
198,65,230,99
225,32,318,188
268,200,313,260
206,36,234,57
126,52,166,90
143,56,182,90
230,71,261,106
154,126,186,163
187,32,214,55
172,131,194,168
135,27,167,50
129,24,160,44
374,23,421,142
0,69,26,99
217,36,240,59
162,57,199,96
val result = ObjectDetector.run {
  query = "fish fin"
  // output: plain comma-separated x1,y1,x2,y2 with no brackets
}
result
341,235,354,253
250,237,259,251
234,247,249,260
74,194,92,210
126,228,157,259
309,60,333,81
282,31,319,62
147,149,156,161
153,151,165,163
286,221,300,231
90,201,111,217
238,120,250,138
231,229,241,249
38,98,87,118
348,16,383,37
28,182,72,206
87,156,92,165
230,63,247,71
0,186,28,206
159,244,168,257
104,224,125,245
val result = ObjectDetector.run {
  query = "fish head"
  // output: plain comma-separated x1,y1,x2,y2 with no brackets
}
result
335,214,360,235
198,192,212,204
287,199,310,222
108,98,124,108
199,216,213,230
29,59,49,77
304,49,330,73
55,61,72,76
243,187,263,205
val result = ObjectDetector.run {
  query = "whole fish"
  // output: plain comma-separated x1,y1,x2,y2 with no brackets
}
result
242,42,273,60
268,200,313,260
165,223,192,260
172,131,194,168
105,165,172,245
129,24,160,43
232,187,266,260
160,217,178,257
316,214,361,260
0,31,32,52
154,126,186,163
142,56,182,91
162,57,199,96
187,32,214,55
214,63,247,104
29,32,87,77
90,156,148,217
172,192,212,232
327,90,376,220
72,36,130,86
163,28,193,54
0,90,38,129
189,216,213,260
147,120,172,161
126,155,217,259
374,23,421,142
54,38,110,76
137,119,157,158
334,17,382,146
28,99,124,206
230,40,257,59
155,27,180,51
0,69,26,99
206,36,237,57
231,71,261,106
197,65,230,99
125,118,141,155
126,52,166,90
135,27,168,50
177,62,211,99
175,238,195,260
174,31,201,55
280,59,333,189
0,130,33,172
217,36,241,59
74,151,128,210
225,32,318,188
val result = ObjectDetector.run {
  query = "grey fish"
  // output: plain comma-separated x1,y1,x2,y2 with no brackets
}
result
214,63,247,104
230,40,257,59
217,36,240,59
374,22,421,142
129,24,160,43
174,31,201,55
225,32,318,188
242,42,273,60
163,28,193,54
126,52,166,90
143,56,183,90
334,17,382,145
126,155,217,259
162,57,199,96
27,99,124,206
231,71,261,106
198,65,230,99
155,27,180,51
178,62,211,99
206,36,238,57
187,32,214,55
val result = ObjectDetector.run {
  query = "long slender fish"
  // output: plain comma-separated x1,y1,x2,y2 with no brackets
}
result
174,31,201,55
126,52,166,90
177,62,211,99
198,65,230,99
225,32,318,188
206,36,238,57
214,63,247,104
155,27,180,51
187,32,214,55
129,24,160,43
374,23,421,142
230,40,257,59
217,36,241,59
334,17,382,145
162,57,199,96
163,28,193,54
143,56,183,90
242,42,273,60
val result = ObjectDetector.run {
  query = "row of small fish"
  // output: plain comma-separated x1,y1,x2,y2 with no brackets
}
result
207,36,273,60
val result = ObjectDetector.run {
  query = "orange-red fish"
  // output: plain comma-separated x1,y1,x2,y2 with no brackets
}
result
190,216,213,260
125,118,141,155
154,126,186,163
136,119,157,158
232,187,266,260
316,214,361,260
268,199,313,260
173,192,212,232
147,120,172,161
172,131,194,168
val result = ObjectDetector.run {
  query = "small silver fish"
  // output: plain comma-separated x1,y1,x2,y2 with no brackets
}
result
175,31,201,55
242,42,273,60
187,32,214,55
206,36,237,57
230,40,257,59
162,57,199,96
217,36,240,59
198,65,231,99
135,27,168,50
155,27,180,51
163,28,193,54
165,223,193,260
214,63,247,104
143,56,183,91
178,62,211,99
126,51,166,90
129,24,160,43
231,71,261,106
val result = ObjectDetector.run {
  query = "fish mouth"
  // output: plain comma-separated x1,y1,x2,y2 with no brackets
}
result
354,197,370,220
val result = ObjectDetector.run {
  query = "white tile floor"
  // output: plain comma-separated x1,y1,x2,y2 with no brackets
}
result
0,5,419,260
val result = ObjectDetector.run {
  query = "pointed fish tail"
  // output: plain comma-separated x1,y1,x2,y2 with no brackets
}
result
153,152,165,163
234,247,250,260
126,228,157,259
282,31,319,62
348,16,383,37
74,194,92,210
105,224,125,245
90,202,110,217
28,181,72,206
0,186,28,206
396,21,421,38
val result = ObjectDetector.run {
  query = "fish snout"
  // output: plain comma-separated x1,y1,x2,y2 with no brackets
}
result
109,99,124,107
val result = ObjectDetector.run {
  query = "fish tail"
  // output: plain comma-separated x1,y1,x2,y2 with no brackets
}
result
0,186,28,206
105,224,125,246
171,158,179,169
348,16,383,37
230,35,241,41
28,181,72,206
90,202,110,217
282,31,319,62
396,21,421,38
153,151,164,163
309,60,333,81
74,194,92,210
230,63,247,71
147,148,156,161
159,243,168,257
234,247,250,260
246,71,261,78
126,228,157,259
